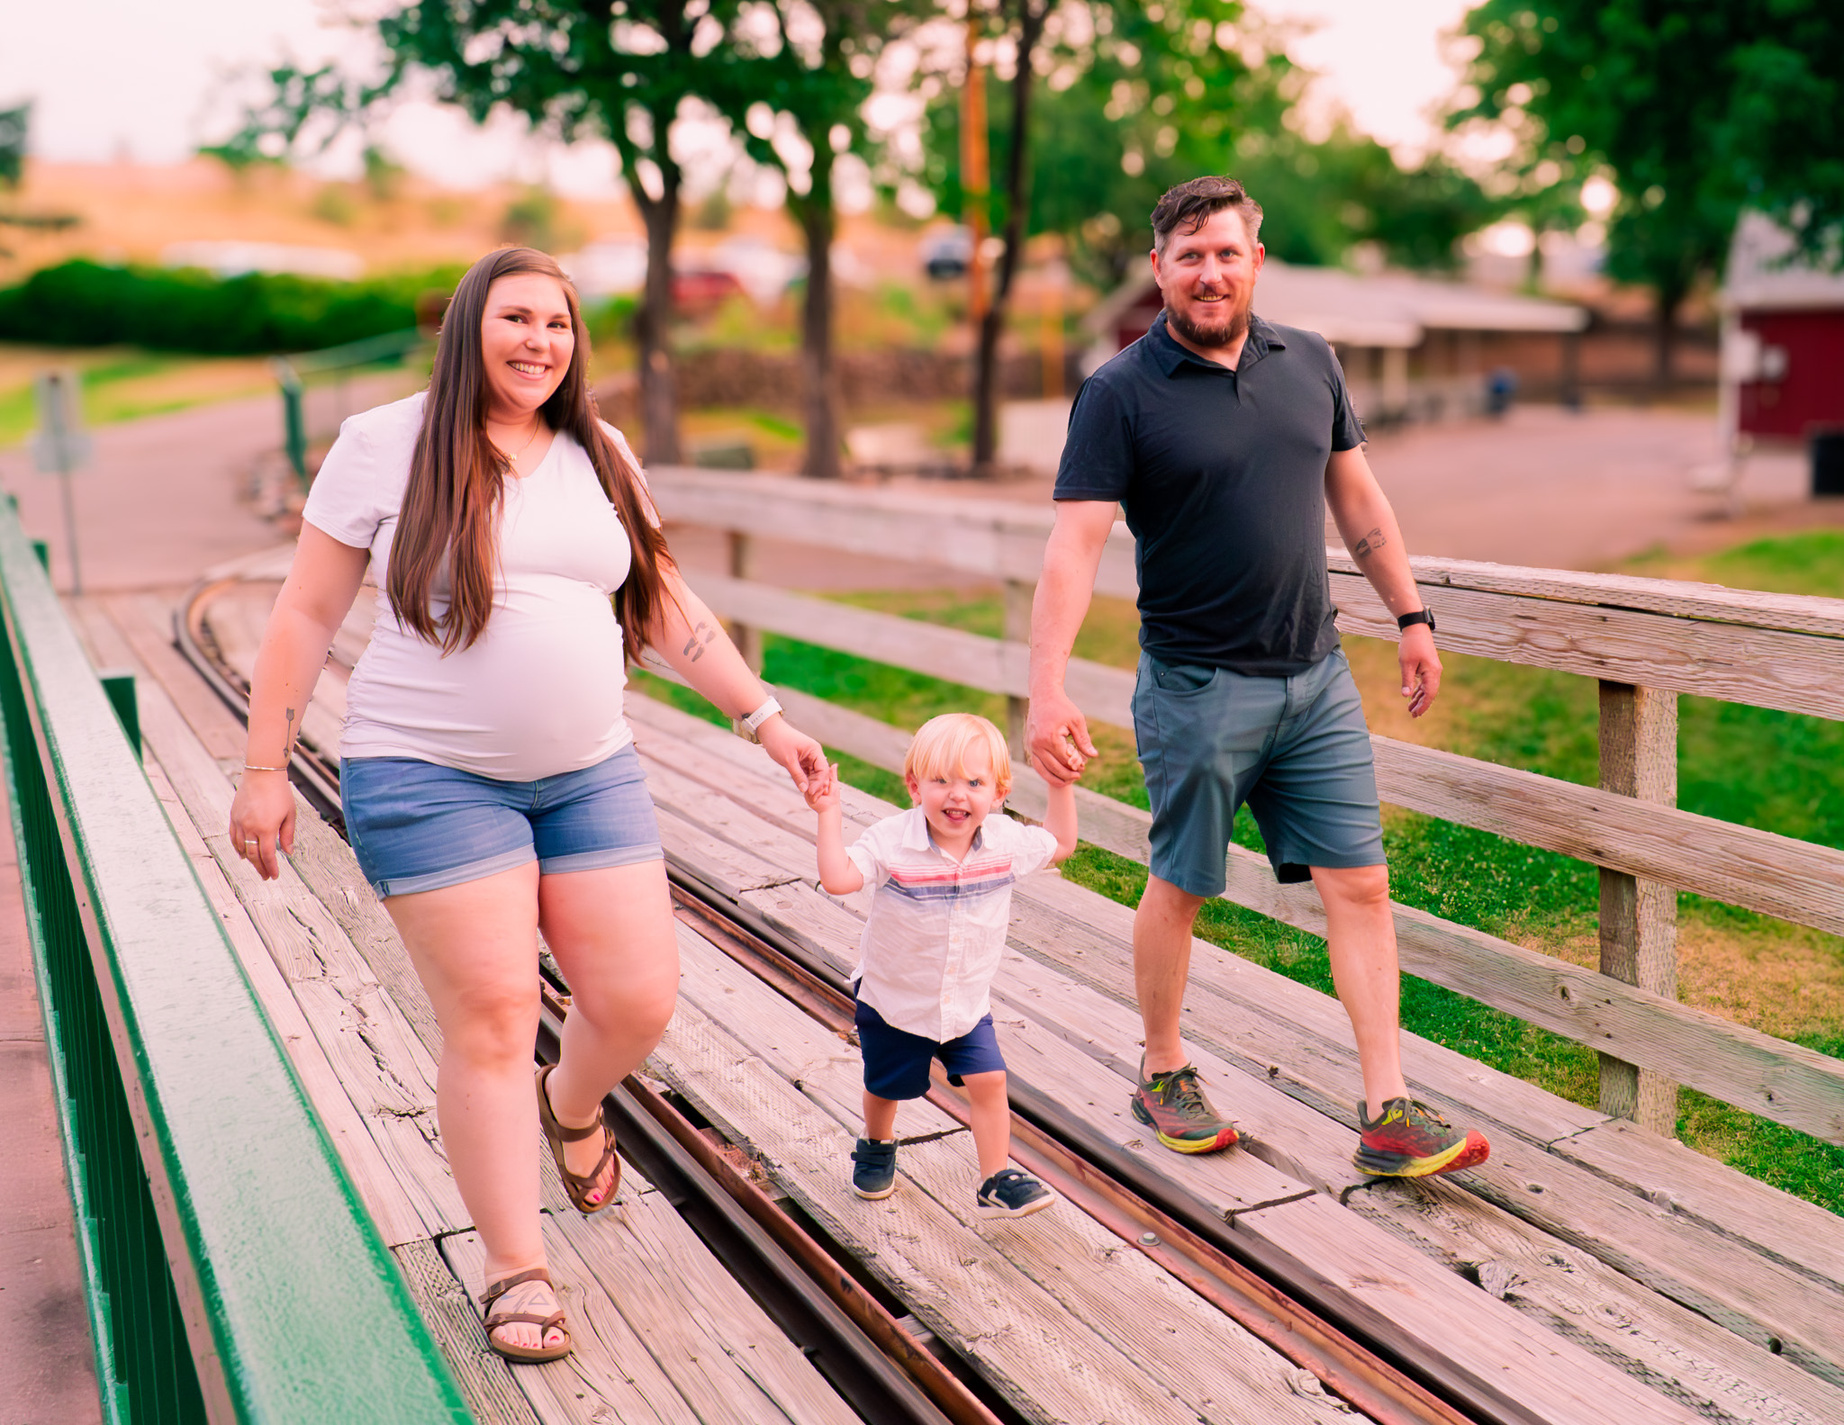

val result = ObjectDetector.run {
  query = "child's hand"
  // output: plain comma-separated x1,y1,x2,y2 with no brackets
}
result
803,762,842,813
1030,749,1081,784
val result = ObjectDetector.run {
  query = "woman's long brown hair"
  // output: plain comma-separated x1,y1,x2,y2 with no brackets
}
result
388,246,673,658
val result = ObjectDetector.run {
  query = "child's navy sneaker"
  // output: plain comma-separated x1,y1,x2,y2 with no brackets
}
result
851,1138,898,1199
976,1168,1055,1219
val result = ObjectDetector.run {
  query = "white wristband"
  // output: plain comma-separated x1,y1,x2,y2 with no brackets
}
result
738,695,783,743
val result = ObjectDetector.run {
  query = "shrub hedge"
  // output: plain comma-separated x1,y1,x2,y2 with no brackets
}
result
0,259,464,355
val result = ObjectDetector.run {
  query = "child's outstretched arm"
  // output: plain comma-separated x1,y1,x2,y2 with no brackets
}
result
806,763,866,895
1041,771,1079,863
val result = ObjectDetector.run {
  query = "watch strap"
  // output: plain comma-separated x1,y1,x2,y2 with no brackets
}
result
1396,608,1436,632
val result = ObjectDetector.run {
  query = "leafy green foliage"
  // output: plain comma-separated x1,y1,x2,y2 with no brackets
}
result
1455,2,1844,370
0,104,27,190
920,1,1496,285
0,260,460,354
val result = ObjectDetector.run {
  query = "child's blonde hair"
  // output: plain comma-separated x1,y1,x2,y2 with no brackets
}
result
904,713,1013,798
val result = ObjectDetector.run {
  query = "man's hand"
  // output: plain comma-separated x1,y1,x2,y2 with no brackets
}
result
1027,686,1097,784
1399,624,1442,718
758,716,826,793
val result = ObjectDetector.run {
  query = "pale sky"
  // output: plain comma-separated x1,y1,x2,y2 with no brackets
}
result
0,0,1480,190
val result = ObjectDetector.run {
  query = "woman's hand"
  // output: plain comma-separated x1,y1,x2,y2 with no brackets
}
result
228,769,297,881
757,715,826,794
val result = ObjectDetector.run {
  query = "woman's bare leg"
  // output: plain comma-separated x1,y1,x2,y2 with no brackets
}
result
537,859,680,1189
384,862,562,1352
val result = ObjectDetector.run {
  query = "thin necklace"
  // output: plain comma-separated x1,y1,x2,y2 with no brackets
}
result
499,417,544,474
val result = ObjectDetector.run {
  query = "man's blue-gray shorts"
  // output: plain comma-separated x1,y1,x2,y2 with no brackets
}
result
341,743,663,899
854,995,1007,1101
1132,646,1385,896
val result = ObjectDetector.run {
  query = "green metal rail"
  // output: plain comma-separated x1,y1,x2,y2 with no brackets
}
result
273,328,429,488
0,497,469,1423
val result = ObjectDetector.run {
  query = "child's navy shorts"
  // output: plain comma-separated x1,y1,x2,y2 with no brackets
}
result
855,996,1006,1101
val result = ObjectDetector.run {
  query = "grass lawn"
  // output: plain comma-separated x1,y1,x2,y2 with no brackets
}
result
640,526,1844,1213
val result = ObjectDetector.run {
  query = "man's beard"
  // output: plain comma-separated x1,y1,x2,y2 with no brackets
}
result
1167,292,1252,350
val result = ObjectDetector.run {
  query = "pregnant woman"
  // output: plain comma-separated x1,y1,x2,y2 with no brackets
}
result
227,246,824,1363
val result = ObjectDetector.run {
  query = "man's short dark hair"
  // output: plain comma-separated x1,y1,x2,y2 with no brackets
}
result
1151,176,1264,255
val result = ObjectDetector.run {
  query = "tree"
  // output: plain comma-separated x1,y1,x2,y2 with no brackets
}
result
211,4,748,464
1455,1,1844,383
928,1,1279,473
0,103,28,190
719,2,925,479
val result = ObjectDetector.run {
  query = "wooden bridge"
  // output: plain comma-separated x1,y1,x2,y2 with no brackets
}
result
6,468,1844,1424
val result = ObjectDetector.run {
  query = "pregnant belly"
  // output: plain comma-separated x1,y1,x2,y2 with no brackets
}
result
346,599,632,779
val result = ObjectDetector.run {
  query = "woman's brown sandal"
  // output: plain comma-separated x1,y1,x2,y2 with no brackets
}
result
536,1063,620,1213
480,1266,571,1364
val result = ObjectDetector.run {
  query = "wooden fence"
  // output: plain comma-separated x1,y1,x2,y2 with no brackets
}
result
648,466,1844,1145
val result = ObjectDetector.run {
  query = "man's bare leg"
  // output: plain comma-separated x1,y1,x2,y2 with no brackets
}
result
1135,874,1207,1075
1311,863,1410,1118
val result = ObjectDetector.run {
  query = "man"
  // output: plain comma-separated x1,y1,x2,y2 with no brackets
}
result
1028,175,1489,1178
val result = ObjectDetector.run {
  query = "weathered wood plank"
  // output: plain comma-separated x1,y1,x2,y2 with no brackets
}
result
677,684,1844,1142
1551,1119,1844,1293
672,910,1713,1425
393,1237,544,1425
547,1174,862,1424
1368,735,1844,940
1330,569,1844,721
653,994,1330,1425
628,691,1844,1378
440,1226,691,1425
142,755,432,1249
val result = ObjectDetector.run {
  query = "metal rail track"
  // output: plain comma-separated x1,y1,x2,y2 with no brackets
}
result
177,575,1517,1425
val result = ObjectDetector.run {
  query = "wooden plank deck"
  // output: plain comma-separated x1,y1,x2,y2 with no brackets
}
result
71,570,1844,1424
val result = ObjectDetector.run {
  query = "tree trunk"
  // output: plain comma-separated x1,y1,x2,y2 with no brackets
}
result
1652,277,1685,390
797,192,843,480
634,177,682,466
970,0,1046,478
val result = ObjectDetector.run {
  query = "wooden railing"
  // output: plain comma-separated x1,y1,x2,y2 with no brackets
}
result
648,466,1844,1145
0,498,466,1423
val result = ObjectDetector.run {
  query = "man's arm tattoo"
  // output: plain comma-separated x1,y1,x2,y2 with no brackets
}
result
682,620,719,662
1352,526,1387,560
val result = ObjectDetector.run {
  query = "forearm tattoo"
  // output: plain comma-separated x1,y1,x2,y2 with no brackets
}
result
682,620,719,663
283,706,297,756
1352,526,1387,560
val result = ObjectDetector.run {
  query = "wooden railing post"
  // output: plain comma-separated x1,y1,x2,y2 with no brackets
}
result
1598,680,1680,1135
1003,577,1032,759
726,530,763,674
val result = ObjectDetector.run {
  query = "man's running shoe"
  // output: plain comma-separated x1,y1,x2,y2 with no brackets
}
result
851,1138,898,1199
1129,1059,1238,1154
976,1168,1056,1219
1353,1097,1490,1177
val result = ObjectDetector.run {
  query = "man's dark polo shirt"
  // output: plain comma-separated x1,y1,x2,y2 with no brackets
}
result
1055,309,1364,675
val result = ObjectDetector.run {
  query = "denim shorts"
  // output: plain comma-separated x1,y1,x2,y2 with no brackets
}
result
1132,646,1385,897
854,996,1006,1102
341,743,663,899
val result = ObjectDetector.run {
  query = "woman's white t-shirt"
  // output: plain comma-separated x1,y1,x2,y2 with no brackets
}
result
301,392,648,782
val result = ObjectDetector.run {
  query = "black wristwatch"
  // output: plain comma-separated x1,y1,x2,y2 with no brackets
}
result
1397,608,1436,633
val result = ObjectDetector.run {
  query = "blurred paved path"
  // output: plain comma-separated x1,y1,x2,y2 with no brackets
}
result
0,394,279,594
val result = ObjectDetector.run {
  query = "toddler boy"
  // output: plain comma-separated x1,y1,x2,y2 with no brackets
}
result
806,713,1077,1217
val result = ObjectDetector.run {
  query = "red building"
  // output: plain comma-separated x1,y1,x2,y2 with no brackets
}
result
1722,215,1844,445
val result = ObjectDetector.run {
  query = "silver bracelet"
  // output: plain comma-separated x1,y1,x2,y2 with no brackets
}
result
242,762,288,772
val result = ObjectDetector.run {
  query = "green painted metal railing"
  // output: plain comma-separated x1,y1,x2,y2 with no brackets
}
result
0,498,469,1423
273,328,429,488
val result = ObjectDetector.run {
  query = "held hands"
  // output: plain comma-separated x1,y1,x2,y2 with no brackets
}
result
227,769,297,881
1026,687,1097,786
803,762,842,814
1399,623,1442,718
757,714,827,794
